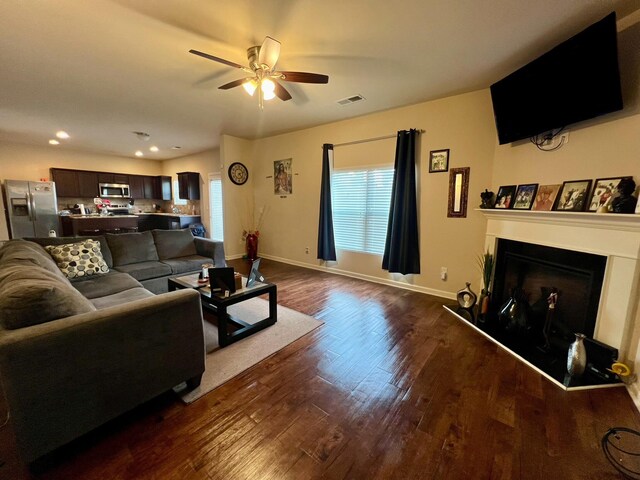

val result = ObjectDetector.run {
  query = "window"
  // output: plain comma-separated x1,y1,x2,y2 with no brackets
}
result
173,179,187,205
332,167,394,255
209,173,224,241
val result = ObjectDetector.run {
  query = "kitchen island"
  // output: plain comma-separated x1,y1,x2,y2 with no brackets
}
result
60,214,202,236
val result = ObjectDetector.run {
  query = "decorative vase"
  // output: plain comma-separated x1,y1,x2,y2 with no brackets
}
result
498,288,530,335
246,233,259,261
480,291,490,314
457,282,477,309
567,333,587,377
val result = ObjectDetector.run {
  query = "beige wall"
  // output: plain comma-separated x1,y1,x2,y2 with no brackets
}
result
225,90,497,298
0,141,163,180
220,135,255,258
161,148,220,235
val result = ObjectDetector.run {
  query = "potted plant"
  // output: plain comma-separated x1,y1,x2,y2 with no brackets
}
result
477,250,494,319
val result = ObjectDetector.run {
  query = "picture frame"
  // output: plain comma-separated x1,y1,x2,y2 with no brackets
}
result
554,179,593,212
532,184,561,211
513,184,538,210
429,149,449,173
447,167,470,217
494,185,517,209
587,176,629,212
273,158,293,195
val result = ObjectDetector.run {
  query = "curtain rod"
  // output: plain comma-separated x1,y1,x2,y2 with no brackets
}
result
325,129,425,149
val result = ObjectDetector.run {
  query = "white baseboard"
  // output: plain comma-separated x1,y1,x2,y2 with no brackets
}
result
253,253,455,301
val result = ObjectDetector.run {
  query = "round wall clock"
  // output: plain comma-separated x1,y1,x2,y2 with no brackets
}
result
228,162,248,185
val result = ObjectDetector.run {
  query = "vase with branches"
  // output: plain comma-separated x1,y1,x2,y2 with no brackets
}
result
242,203,266,261
477,250,494,320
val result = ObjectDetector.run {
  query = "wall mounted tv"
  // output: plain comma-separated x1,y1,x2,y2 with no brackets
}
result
490,12,623,145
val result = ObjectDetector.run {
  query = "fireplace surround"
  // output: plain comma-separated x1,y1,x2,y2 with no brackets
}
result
449,209,640,392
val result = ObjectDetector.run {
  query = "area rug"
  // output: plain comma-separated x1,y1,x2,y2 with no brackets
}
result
179,297,323,404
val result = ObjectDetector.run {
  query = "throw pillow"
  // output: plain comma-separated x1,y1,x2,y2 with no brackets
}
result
45,239,109,279
106,231,159,266
152,229,197,259
0,265,96,329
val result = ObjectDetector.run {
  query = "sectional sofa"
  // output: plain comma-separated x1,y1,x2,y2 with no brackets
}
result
0,229,226,462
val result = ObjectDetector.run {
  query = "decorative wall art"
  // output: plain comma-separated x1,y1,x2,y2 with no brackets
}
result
429,149,449,173
494,185,517,209
274,158,293,195
587,176,628,212
532,184,561,211
554,179,592,211
513,184,538,210
447,167,469,218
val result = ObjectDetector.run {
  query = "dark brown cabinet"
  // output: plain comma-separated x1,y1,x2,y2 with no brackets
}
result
129,175,144,199
143,176,155,199
177,172,200,200
157,176,172,201
77,171,99,197
50,169,79,197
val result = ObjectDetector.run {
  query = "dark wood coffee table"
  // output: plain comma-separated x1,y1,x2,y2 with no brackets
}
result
168,273,277,347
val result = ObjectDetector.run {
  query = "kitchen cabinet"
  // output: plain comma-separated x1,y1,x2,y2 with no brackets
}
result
177,172,200,200
50,169,79,197
77,171,99,197
136,214,201,231
143,176,155,199
129,175,144,199
97,173,129,185
157,176,172,201
60,215,138,236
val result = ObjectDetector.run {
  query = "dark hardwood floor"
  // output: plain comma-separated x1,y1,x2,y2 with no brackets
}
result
25,259,640,479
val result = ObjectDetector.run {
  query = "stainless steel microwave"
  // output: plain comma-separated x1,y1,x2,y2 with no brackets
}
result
99,183,130,198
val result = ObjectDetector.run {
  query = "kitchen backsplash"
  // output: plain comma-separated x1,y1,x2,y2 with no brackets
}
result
58,198,200,215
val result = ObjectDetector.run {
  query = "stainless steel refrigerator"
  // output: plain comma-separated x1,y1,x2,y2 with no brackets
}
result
3,180,59,238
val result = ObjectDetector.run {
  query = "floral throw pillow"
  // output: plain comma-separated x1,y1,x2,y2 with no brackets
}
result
45,239,109,279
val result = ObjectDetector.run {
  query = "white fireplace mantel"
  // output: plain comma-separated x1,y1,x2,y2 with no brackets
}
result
478,209,640,360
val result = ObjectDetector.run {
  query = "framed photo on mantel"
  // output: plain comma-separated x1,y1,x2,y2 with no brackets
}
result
513,184,538,210
494,185,517,209
554,179,592,212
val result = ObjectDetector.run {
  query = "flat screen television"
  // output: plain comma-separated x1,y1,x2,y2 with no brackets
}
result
490,12,623,145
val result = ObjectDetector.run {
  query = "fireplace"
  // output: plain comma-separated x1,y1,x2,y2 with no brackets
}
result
492,239,606,348
448,209,640,393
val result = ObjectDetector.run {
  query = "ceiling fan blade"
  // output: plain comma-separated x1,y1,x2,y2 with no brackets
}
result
273,80,292,101
278,71,329,84
218,78,249,90
258,36,281,69
189,49,245,70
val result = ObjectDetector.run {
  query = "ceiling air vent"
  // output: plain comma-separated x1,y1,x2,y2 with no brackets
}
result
337,94,365,106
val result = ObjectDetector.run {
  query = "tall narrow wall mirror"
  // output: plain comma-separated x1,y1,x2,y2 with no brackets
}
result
448,167,470,218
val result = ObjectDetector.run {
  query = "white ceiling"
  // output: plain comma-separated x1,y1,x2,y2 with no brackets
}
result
0,0,637,159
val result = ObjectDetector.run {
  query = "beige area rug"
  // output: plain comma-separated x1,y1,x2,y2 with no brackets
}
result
179,297,323,404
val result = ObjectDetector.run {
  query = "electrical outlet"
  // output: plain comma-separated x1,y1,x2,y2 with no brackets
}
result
305,247,310,254
440,267,447,281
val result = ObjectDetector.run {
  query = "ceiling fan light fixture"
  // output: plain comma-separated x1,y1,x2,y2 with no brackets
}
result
242,79,258,96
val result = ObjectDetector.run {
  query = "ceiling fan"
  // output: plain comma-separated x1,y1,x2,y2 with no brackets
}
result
189,36,329,109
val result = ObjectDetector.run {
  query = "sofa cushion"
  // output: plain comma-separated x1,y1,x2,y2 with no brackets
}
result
45,240,109,279
106,231,158,266
0,239,65,277
71,271,144,299
152,229,197,260
0,265,96,329
90,287,155,310
161,255,214,275
114,261,172,281
27,236,113,268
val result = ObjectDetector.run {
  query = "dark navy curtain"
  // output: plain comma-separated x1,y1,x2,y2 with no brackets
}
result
382,129,420,274
317,143,337,261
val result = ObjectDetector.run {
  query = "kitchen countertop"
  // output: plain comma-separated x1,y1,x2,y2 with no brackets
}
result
135,213,200,217
65,214,138,219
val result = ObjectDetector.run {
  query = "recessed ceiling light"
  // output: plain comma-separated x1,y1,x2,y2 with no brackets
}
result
55,131,70,139
171,146,182,150
49,139,60,145
149,146,159,152
135,150,144,157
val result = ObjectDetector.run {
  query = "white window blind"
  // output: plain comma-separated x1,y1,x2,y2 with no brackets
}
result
332,167,394,255
209,174,224,241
